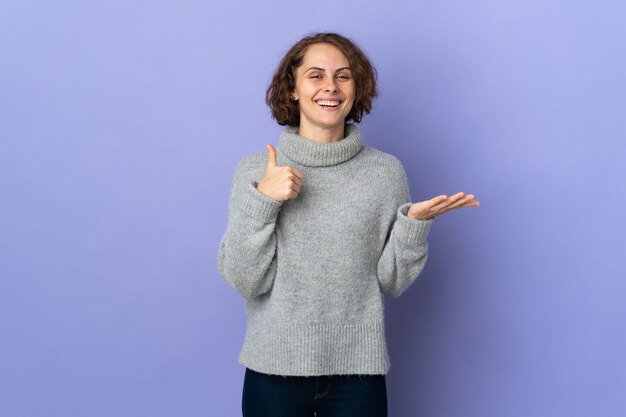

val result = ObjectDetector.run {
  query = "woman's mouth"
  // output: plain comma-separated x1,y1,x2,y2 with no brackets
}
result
315,99,341,112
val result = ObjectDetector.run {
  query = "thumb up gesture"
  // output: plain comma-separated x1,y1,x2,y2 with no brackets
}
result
256,144,304,202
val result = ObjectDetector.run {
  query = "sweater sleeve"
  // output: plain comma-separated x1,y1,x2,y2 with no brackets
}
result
377,161,434,298
217,157,284,300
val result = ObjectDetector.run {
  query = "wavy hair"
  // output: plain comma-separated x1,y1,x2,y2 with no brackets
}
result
266,32,378,126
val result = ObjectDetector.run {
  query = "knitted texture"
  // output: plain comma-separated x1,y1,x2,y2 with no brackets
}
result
217,123,434,376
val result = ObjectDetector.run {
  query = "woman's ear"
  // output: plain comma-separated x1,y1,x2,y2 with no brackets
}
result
291,92,298,101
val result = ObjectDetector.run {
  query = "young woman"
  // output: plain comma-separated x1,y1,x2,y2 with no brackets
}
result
217,32,479,417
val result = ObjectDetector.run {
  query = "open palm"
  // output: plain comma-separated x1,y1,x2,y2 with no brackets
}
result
407,192,480,221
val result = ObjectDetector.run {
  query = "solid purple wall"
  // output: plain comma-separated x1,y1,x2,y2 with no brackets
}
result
1,1,624,416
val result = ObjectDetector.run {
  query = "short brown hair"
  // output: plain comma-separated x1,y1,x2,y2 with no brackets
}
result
266,32,378,126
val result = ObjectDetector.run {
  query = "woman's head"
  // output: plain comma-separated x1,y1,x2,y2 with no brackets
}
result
266,32,378,128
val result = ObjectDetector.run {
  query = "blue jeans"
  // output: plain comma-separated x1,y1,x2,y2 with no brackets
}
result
242,367,388,417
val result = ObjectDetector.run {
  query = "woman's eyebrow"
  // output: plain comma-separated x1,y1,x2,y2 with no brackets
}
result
304,66,352,73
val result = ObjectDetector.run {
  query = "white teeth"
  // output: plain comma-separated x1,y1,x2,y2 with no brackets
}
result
317,100,339,107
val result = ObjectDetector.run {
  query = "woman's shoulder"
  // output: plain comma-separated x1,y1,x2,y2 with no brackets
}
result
233,150,267,173
359,145,407,176
224,151,269,189
237,149,267,166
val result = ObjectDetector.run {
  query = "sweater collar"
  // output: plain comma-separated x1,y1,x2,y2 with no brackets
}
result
278,124,363,167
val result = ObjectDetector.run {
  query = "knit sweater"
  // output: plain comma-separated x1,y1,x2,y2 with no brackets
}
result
216,123,434,376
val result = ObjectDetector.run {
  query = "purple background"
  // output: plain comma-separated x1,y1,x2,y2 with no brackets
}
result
1,1,625,416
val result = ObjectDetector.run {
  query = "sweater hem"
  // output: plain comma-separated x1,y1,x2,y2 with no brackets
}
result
238,321,391,376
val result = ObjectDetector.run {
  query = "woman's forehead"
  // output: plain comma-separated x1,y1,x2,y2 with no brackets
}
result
301,43,349,67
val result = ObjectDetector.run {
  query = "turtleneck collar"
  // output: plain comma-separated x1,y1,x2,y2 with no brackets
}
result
278,124,363,167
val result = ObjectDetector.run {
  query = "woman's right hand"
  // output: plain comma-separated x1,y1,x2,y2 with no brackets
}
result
256,144,304,202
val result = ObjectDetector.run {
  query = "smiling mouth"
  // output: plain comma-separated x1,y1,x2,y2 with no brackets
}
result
316,99,341,109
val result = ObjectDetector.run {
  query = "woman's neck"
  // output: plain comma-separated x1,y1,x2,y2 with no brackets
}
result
297,124,345,143
278,124,362,167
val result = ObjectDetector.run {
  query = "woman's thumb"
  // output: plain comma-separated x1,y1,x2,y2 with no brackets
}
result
266,144,278,168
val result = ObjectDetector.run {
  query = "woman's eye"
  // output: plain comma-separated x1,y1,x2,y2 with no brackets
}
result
337,74,351,80
310,74,322,79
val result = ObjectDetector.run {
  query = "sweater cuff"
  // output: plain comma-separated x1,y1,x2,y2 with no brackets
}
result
234,181,283,223
394,202,434,246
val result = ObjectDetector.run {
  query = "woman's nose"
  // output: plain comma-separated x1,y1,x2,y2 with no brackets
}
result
324,79,338,93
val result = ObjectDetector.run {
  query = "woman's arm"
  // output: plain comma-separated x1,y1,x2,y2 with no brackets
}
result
377,161,434,298
376,158,479,297
217,157,284,300
377,205,434,298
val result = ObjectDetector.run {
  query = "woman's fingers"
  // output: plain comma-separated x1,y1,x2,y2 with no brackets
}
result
448,194,476,210
286,170,303,187
292,168,304,179
429,192,466,212
439,195,480,215
420,195,448,216
290,180,302,193
416,192,480,218
427,194,448,207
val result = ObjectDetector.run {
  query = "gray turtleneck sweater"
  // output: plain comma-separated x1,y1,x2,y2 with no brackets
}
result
216,124,434,376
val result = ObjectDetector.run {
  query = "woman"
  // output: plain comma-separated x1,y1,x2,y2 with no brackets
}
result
217,32,479,417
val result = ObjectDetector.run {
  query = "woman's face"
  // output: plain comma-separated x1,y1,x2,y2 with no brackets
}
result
291,43,355,137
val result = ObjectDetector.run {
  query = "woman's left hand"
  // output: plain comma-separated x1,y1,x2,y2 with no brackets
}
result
407,192,480,220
